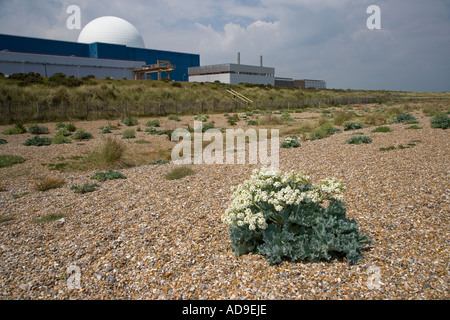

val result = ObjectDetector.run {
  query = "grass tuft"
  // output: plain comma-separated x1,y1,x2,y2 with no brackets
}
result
33,213,65,224
89,137,128,169
372,126,391,133
122,129,136,139
71,183,100,194
0,155,25,168
164,166,195,180
35,177,65,191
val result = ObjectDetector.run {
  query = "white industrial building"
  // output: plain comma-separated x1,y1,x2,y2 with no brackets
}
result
189,54,275,86
188,53,326,89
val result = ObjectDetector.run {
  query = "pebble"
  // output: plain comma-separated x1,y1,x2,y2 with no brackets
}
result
0,109,449,300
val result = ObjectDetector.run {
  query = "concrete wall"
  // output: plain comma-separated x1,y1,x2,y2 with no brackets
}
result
189,73,231,84
0,51,144,79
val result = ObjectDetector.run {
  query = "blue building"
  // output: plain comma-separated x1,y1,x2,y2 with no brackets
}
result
0,34,200,81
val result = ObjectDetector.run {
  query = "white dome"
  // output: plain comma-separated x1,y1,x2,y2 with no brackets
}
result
78,16,145,48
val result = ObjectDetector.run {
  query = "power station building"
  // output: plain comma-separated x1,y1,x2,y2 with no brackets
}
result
0,16,326,88
189,53,326,89
189,53,275,85
0,17,200,81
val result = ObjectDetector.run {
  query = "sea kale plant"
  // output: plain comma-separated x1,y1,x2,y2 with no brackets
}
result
221,167,371,265
430,113,450,129
91,170,126,182
281,136,301,149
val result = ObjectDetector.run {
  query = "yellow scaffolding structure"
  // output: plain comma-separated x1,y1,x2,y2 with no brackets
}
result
134,60,176,80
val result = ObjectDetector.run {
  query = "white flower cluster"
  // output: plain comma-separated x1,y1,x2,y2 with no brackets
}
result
281,136,301,148
221,167,346,231
283,136,297,143
318,178,346,201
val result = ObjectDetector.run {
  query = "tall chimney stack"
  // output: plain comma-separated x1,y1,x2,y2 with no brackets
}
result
237,52,241,65
260,55,263,67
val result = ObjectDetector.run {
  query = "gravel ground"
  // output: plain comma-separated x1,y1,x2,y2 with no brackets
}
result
0,109,448,300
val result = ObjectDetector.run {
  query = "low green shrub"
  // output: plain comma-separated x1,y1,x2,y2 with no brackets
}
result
2,127,23,135
309,122,341,140
2,123,26,135
345,136,373,145
71,183,100,194
0,139,7,144
194,114,209,122
53,134,72,144
393,113,417,123
55,123,66,130
146,119,161,127
145,127,157,133
0,155,25,168
281,112,295,122
122,129,136,139
221,167,372,265
99,126,112,134
122,117,139,126
247,120,258,126
168,115,181,121
201,122,215,132
343,121,364,131
23,136,52,146
73,129,93,140
281,136,301,148
28,125,49,135
65,124,77,132
91,170,126,182
372,126,391,133
9,72,44,86
48,73,85,87
227,114,240,126
56,128,72,137
430,114,450,129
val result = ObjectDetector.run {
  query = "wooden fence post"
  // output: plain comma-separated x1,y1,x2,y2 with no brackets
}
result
8,101,12,122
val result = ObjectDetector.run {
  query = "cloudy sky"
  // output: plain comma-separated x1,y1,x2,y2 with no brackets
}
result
0,0,449,92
